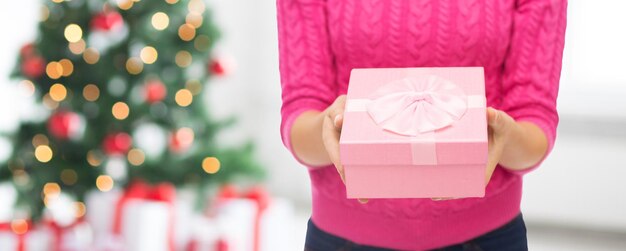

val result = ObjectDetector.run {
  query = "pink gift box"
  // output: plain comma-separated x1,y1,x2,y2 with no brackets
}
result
339,67,488,198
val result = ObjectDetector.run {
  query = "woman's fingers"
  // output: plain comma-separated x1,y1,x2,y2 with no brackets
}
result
358,198,369,204
322,114,345,183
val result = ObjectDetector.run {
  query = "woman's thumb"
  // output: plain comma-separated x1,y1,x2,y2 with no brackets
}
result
487,107,501,128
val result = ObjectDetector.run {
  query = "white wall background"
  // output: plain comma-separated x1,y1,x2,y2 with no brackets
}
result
1,0,625,234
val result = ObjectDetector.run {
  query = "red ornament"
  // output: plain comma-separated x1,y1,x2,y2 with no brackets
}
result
47,111,82,140
91,11,123,31
20,43,35,58
102,132,132,155
208,57,234,77
216,238,229,251
21,56,46,79
144,80,167,104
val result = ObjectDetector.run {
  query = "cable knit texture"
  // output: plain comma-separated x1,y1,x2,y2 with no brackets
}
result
276,0,566,250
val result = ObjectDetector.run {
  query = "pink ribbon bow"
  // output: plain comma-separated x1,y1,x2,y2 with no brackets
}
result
366,76,468,136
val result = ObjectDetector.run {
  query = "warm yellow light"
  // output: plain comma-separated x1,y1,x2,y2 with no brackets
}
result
96,175,114,192
75,202,86,218
11,219,29,235
117,0,134,10
202,157,220,174
112,102,130,120
83,84,100,102
64,24,83,43
51,0,64,3
165,0,178,4
59,59,74,77
46,61,63,79
49,83,67,102
35,145,53,163
32,134,49,147
127,148,145,166
188,0,206,14
175,89,193,107
185,80,202,95
151,12,169,30
125,57,144,75
43,182,61,199
140,46,158,64
61,169,78,185
175,50,192,68
69,39,86,54
19,80,35,96
186,13,203,28
178,24,196,41
83,48,100,64
194,35,211,51
87,150,103,167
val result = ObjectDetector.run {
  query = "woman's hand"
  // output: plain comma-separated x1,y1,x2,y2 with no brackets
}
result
321,95,370,204
321,95,347,182
485,107,518,184
434,107,518,201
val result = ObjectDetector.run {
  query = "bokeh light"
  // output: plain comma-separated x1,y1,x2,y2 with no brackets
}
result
126,57,144,75
46,61,63,79
75,202,86,218
32,134,49,147
87,150,103,167
178,24,196,41
35,145,53,163
194,35,211,51
186,13,203,28
96,175,114,192
69,39,86,54
112,102,130,120
83,48,100,64
59,59,74,77
49,83,67,102
175,50,192,67
202,157,220,174
83,84,100,102
11,219,29,235
43,182,61,199
64,24,83,43
140,46,158,64
185,80,202,95
151,12,169,30
127,148,145,166
175,89,193,107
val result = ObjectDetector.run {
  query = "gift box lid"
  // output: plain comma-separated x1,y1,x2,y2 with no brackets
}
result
339,67,488,166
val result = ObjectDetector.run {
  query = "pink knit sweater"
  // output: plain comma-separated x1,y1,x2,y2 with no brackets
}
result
276,0,566,250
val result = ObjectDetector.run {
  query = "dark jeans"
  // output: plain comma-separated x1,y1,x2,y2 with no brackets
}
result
304,214,528,251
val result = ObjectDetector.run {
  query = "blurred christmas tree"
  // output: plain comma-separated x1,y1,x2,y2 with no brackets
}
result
0,0,263,220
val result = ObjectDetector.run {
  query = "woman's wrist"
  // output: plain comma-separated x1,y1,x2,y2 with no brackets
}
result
290,110,332,167
499,121,549,171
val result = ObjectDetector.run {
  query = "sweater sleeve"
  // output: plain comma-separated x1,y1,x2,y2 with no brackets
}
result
276,0,337,155
499,0,567,175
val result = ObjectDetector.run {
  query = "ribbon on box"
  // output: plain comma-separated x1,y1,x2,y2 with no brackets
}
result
345,76,486,165
0,220,32,251
216,185,270,251
44,217,85,251
112,180,176,251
